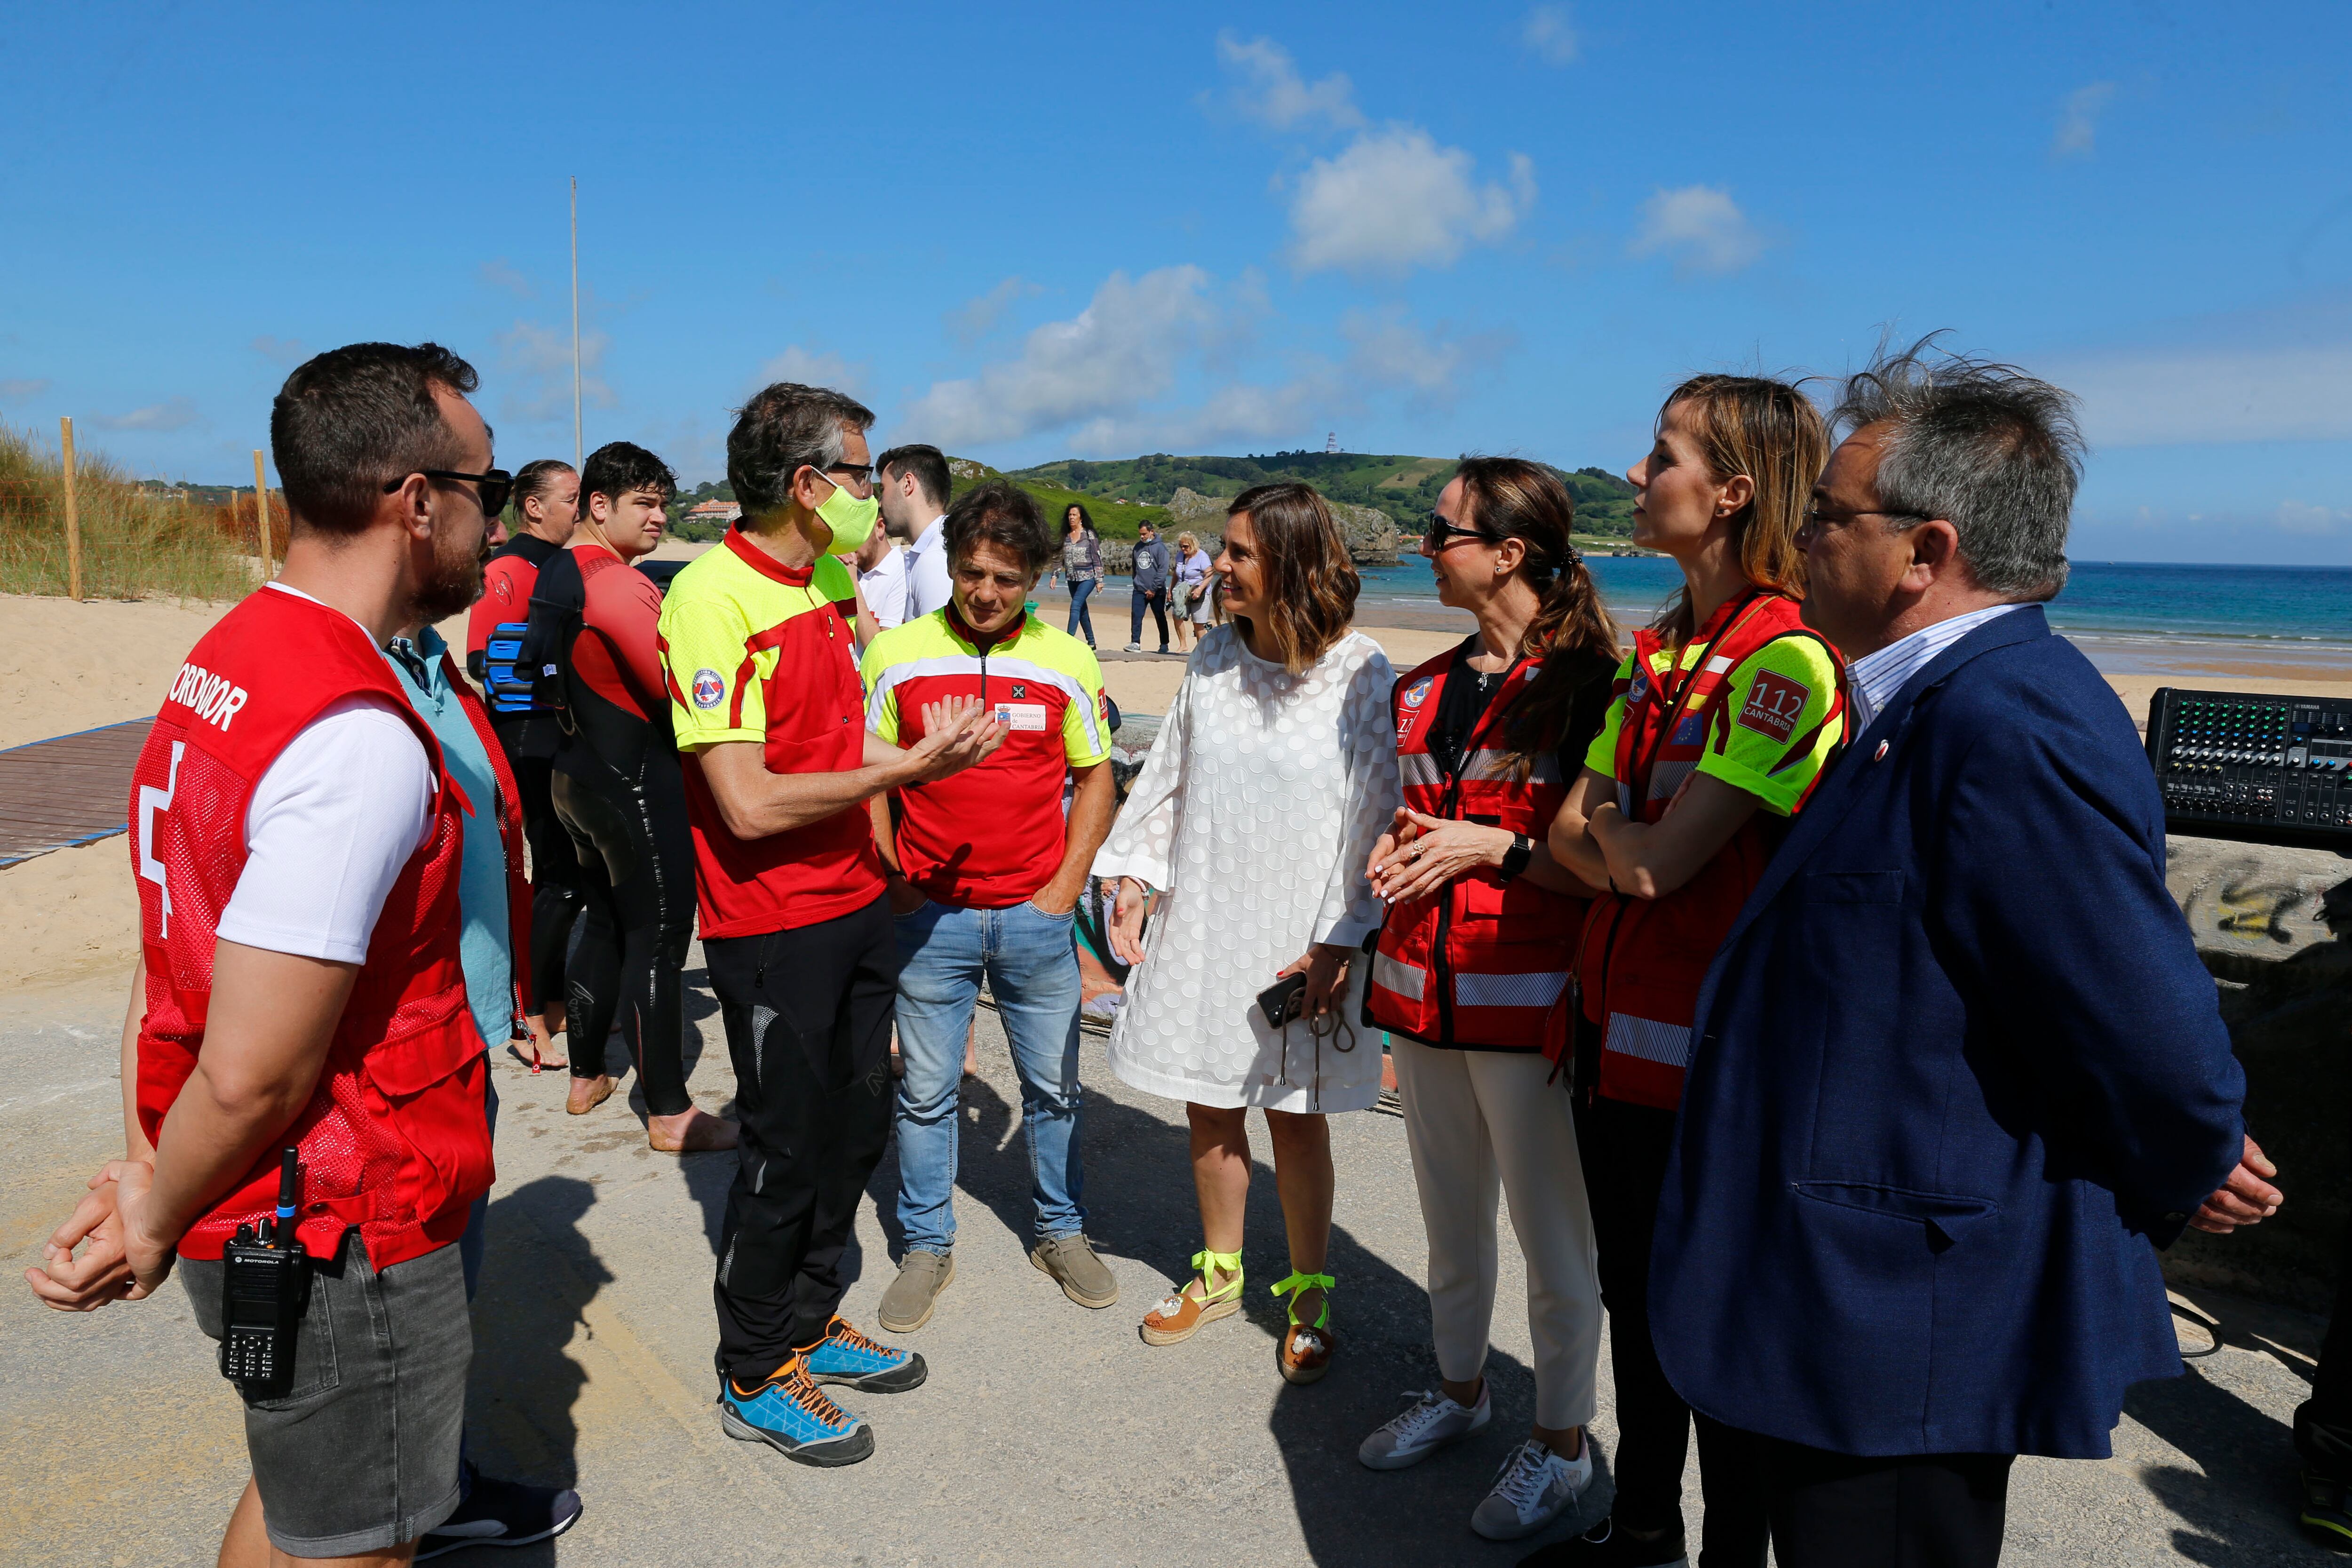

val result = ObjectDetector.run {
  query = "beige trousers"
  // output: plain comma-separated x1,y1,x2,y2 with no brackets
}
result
1391,1037,1603,1431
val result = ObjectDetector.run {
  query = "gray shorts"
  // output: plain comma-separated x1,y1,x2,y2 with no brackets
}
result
183,1237,470,1556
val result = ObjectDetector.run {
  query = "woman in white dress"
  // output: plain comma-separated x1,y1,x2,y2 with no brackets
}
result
1097,483,1399,1385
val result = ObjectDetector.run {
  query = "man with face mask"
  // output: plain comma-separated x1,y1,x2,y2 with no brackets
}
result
658,382,1008,1466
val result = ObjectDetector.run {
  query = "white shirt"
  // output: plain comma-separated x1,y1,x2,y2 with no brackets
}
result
1846,602,2028,735
905,516,951,620
214,585,435,964
1092,627,1400,1113
860,545,910,630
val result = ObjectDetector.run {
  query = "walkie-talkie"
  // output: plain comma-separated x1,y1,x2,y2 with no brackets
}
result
219,1148,309,1396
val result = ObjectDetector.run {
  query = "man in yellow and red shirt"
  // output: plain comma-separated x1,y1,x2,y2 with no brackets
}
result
657,382,1002,1468
860,480,1120,1335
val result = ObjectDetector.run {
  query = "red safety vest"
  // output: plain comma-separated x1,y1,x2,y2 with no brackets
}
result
1567,591,1844,1109
1367,648,1587,1050
129,586,494,1269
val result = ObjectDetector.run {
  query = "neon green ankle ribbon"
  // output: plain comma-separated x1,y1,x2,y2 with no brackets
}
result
1189,1248,1244,1304
1270,1270,1334,1329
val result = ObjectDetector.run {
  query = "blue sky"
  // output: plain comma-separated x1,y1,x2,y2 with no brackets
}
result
6,0,2350,564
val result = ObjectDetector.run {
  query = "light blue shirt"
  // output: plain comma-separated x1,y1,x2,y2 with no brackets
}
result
1845,602,2029,736
384,626,514,1056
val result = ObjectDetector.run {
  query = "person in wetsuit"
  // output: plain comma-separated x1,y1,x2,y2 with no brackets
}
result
524,441,737,1152
467,457,582,1068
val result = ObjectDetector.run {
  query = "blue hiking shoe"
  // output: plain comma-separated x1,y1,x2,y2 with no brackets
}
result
717,1358,874,1467
803,1314,928,1393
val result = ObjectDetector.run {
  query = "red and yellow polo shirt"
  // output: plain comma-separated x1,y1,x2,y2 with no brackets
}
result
658,528,882,937
860,606,1109,909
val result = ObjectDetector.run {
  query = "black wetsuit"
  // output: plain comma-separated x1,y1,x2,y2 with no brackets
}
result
523,545,696,1116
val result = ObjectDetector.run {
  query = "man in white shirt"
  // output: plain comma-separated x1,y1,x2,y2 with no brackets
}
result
876,443,952,620
856,526,909,630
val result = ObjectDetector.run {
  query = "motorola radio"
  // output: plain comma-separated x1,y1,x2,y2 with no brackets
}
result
218,1147,310,1396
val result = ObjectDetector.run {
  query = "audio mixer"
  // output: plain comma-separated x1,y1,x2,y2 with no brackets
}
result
2144,688,2352,854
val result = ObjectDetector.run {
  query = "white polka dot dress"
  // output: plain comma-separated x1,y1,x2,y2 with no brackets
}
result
1092,626,1401,1113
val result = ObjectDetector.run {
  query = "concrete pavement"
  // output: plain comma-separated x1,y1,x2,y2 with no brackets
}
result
0,959,2335,1566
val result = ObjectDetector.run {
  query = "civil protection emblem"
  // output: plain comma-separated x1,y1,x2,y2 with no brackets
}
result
691,669,725,709
1402,676,1433,709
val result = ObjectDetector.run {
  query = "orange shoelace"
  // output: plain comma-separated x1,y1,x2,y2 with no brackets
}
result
824,1316,894,1359
738,1359,843,1424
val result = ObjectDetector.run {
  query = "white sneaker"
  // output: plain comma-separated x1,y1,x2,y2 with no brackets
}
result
1124,641,1144,652
1357,1385,1491,1470
1470,1437,1592,1540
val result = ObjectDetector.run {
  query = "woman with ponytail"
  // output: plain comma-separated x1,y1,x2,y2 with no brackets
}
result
1524,376,1842,1568
1356,458,1618,1543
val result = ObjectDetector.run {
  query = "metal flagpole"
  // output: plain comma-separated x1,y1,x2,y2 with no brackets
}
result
570,176,582,467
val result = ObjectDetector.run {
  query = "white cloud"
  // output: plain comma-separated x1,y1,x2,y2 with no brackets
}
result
250,335,304,366
89,397,201,432
478,259,533,298
1341,306,1514,404
1629,184,1764,275
1288,128,1535,275
946,277,1040,345
2276,499,2352,536
2051,343,2352,446
1067,375,1339,458
1521,6,1579,65
900,267,1227,447
753,346,867,398
495,319,614,423
2052,81,2116,159
0,377,49,401
1214,33,1363,131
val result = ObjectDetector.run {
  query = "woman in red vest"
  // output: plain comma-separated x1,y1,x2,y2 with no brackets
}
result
1358,458,1621,1544
1526,376,1842,1568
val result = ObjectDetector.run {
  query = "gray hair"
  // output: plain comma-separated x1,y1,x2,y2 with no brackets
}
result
1831,335,2084,600
726,382,876,517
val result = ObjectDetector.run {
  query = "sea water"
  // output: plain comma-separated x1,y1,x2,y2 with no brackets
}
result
1357,559,2352,648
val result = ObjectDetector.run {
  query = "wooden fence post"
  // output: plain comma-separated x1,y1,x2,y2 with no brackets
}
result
59,416,82,601
253,449,273,579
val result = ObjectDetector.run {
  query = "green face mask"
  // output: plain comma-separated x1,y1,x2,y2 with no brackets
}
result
816,477,879,555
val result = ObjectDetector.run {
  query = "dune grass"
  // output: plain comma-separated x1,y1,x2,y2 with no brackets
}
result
0,425,256,600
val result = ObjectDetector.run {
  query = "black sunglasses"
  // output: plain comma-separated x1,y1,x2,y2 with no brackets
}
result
1423,518,1492,551
384,468,515,515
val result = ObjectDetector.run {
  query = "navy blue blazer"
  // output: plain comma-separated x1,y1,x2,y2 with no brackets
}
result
1649,606,2245,1460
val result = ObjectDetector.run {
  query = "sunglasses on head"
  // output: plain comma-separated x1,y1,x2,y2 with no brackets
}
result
383,468,515,515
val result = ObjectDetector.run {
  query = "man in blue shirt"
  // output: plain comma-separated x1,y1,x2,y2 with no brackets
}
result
384,614,587,1558
1125,519,1171,653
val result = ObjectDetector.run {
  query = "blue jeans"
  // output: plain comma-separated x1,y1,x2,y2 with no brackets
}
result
1065,577,1097,645
891,898,1086,1253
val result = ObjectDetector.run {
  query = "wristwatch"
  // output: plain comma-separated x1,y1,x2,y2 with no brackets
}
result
1498,832,1534,883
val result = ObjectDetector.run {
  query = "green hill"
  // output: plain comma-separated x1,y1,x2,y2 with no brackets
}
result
1007,451,1637,541
664,452,1640,546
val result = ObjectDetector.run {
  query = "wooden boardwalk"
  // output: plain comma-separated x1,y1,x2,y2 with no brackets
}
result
0,718,152,868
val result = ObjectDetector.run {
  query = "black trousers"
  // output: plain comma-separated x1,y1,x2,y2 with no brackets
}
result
492,723,580,1017
1130,586,1168,647
550,759,696,1116
1734,1431,2012,1568
2298,1207,2352,1476
1575,1092,1769,1566
707,896,900,1385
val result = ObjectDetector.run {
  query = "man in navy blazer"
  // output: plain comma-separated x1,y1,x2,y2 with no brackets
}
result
1645,342,2281,1568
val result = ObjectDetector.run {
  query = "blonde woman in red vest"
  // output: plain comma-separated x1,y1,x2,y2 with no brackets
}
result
1358,458,1621,1543
1523,377,1843,1568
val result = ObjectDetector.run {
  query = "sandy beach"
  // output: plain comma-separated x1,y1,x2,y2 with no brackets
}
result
8,567,2352,996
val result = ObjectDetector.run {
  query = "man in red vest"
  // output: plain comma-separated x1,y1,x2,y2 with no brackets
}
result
27,342,504,1566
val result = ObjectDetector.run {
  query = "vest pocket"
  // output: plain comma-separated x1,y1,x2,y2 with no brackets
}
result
363,1004,494,1222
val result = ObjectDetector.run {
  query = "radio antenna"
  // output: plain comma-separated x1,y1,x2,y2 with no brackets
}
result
570,176,583,468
